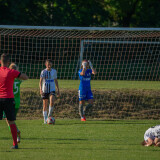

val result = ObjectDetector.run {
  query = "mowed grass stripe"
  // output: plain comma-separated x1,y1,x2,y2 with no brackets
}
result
0,120,160,160
21,79,160,90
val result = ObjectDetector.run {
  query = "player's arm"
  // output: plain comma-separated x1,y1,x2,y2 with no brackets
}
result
19,73,28,80
154,137,160,146
55,79,60,97
39,77,43,95
80,61,87,76
145,138,154,146
80,68,86,76
12,70,28,80
91,68,96,75
88,60,96,75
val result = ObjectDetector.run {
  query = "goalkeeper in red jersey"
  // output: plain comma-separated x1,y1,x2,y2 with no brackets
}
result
0,54,28,149
39,59,60,124
3,63,23,143
78,60,96,121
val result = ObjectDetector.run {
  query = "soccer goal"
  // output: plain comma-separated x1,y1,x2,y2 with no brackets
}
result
0,25,160,119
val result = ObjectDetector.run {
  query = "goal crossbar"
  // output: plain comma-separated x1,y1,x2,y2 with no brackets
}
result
0,25,160,31
80,40,160,69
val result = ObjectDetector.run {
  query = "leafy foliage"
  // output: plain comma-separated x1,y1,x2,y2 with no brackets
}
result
0,0,159,27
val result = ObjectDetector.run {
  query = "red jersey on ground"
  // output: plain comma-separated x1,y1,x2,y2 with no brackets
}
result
0,67,20,98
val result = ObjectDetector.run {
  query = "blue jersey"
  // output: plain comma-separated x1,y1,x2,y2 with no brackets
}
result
78,69,92,89
78,69,93,101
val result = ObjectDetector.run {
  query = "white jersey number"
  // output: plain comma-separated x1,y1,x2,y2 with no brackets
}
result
14,82,19,95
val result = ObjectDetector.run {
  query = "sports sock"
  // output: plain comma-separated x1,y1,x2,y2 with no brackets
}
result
14,122,20,133
8,125,11,131
79,104,84,118
10,123,18,146
83,104,92,115
48,106,54,117
43,111,48,122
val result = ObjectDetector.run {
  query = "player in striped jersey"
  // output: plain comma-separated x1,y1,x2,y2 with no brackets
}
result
141,125,160,147
39,59,60,124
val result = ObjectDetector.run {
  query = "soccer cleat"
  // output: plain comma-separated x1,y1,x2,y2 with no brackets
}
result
44,118,47,124
17,131,21,143
11,145,18,149
81,117,86,121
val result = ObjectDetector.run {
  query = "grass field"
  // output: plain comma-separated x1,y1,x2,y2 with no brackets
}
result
1,80,159,159
21,79,160,90
0,119,160,160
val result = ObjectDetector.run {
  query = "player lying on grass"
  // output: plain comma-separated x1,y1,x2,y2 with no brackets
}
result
39,59,60,124
78,60,96,121
141,125,160,147
0,54,28,149
3,63,22,143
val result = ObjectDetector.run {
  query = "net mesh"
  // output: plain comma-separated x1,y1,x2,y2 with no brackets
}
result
0,26,160,119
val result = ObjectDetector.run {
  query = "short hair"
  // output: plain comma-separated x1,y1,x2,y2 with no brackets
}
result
45,59,52,64
9,63,18,70
1,53,10,64
141,140,146,146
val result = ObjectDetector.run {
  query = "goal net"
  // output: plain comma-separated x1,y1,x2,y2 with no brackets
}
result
0,25,160,119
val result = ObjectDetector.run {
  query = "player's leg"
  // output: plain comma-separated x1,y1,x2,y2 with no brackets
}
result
78,89,86,121
84,99,93,114
3,111,11,131
4,105,21,143
41,93,49,124
83,90,94,117
14,104,21,143
79,100,86,121
48,92,56,117
43,99,48,124
4,99,18,149
8,120,18,149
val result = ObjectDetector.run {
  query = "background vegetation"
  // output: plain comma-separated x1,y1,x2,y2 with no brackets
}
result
0,0,160,27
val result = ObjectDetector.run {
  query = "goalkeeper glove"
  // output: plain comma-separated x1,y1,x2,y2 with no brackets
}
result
88,60,93,69
82,62,87,69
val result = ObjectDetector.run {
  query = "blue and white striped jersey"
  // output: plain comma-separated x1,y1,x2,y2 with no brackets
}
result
40,68,57,93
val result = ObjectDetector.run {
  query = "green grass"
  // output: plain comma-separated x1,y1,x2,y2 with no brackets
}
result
21,79,160,90
0,119,160,160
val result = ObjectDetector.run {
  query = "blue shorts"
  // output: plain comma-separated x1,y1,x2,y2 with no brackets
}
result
78,88,93,101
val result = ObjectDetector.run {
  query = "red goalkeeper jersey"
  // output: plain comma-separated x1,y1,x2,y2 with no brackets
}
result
0,67,20,98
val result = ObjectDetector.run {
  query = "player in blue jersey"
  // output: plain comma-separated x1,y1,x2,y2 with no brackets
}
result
78,59,96,121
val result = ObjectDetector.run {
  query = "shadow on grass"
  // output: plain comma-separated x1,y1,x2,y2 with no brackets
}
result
0,137,88,141
56,121,150,126
0,147,46,151
0,137,135,144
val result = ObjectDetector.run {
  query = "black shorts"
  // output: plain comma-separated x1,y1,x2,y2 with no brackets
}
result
0,98,16,121
41,91,56,99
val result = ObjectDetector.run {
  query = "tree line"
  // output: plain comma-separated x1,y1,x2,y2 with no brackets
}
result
0,0,159,27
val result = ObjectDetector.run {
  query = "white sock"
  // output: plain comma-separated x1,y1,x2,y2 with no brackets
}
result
43,111,47,123
48,106,54,117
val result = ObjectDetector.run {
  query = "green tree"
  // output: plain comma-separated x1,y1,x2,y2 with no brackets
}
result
0,0,159,27
105,0,160,27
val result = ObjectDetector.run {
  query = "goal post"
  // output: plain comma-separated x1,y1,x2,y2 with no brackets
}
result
0,25,160,119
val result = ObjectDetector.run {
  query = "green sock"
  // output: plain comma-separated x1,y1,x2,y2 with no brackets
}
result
8,125,10,131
